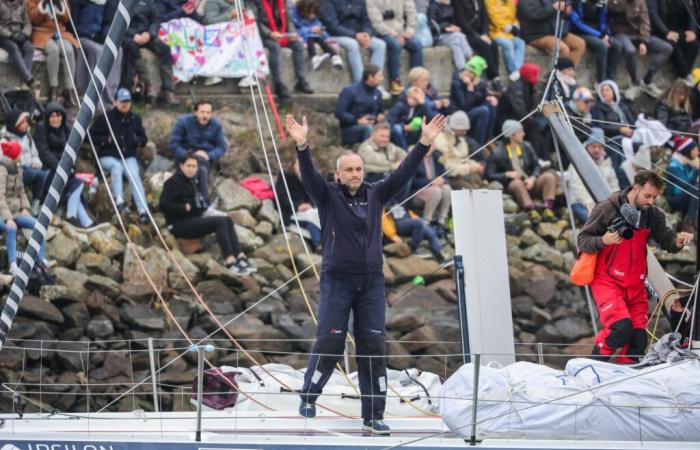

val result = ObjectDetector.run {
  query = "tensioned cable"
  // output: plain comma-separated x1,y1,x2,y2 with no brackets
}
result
585,116,700,139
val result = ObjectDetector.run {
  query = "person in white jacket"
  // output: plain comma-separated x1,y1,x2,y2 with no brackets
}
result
567,127,619,223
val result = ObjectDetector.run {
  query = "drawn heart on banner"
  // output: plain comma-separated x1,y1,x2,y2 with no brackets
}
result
195,56,206,66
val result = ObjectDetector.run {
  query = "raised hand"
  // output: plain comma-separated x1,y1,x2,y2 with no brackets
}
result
286,114,308,146
419,114,447,146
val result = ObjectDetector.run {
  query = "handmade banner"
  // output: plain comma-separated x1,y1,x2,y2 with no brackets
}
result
159,16,269,83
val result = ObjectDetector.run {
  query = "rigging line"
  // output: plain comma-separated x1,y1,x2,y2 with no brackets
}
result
583,116,700,139
666,272,695,288
381,357,697,450
568,119,700,200
674,274,699,335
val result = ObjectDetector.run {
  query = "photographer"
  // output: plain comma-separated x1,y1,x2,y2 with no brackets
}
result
577,170,693,364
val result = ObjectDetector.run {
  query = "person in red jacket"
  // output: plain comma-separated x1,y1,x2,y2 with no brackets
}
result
577,170,693,363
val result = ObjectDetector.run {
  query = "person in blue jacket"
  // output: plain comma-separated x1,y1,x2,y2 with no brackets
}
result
335,64,386,147
666,136,699,231
170,101,228,210
387,86,433,149
568,0,623,84
286,112,447,435
156,0,204,23
289,0,344,70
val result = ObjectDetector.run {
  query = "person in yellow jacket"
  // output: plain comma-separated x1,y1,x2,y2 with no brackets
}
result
381,203,445,262
484,0,525,81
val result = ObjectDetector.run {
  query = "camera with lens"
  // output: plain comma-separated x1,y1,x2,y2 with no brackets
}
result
382,10,396,20
607,215,634,240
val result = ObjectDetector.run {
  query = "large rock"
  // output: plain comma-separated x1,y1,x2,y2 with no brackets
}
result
40,284,82,303
89,230,125,258
216,178,261,212
17,295,64,324
230,209,258,228
52,267,89,297
120,303,166,331
76,252,116,277
386,257,449,284
84,275,121,297
257,200,280,228
521,244,565,271
521,264,557,307
552,316,593,343
168,250,201,291
61,303,89,328
253,233,306,265
536,221,567,241
122,245,171,290
387,311,427,333
196,279,237,304
86,315,114,339
85,290,119,322
235,224,264,251
46,231,82,266
400,325,438,352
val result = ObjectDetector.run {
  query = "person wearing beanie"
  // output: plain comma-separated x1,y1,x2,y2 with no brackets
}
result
555,57,579,100
665,136,699,231
484,0,525,81
564,86,595,142
517,0,587,66
450,55,498,145
498,62,543,157
567,127,619,223
486,119,558,221
689,67,700,123
0,139,49,277
567,0,623,84
432,110,485,189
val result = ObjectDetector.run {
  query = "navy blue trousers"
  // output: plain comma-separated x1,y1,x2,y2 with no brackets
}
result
300,270,387,421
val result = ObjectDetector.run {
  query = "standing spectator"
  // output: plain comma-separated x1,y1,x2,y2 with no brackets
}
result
568,0,623,85
387,86,432,149
156,0,204,23
432,110,485,189
290,0,344,71
0,0,34,89
405,66,451,115
485,0,525,81
204,0,238,24
0,110,48,217
382,203,445,261
607,0,671,99
411,144,451,234
71,0,122,103
367,0,424,95
27,0,79,106
335,65,385,147
275,157,321,248
655,80,692,134
427,0,473,72
35,103,106,231
486,120,557,220
90,89,150,223
497,63,542,157
357,123,406,182
121,0,179,105
691,68,700,123
567,127,619,223
517,0,586,66
320,0,388,93
0,141,49,276
665,136,699,231
247,0,313,100
646,0,699,82
449,55,498,145
453,0,501,83
159,153,256,276
170,101,228,213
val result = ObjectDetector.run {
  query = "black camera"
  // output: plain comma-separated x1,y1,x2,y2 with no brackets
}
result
607,216,634,240
382,10,396,20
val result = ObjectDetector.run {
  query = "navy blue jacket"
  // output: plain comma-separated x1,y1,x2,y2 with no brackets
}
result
298,141,430,273
157,0,204,24
449,71,489,112
71,0,118,42
170,114,228,162
91,108,148,159
320,0,374,37
126,0,161,39
335,82,384,128
387,99,433,126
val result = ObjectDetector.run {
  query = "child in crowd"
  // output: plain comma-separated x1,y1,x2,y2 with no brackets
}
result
290,0,343,70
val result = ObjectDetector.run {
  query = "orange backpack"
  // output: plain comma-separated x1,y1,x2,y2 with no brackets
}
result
569,252,597,286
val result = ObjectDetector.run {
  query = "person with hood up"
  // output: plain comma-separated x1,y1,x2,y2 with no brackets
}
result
159,153,256,276
567,127,619,223
0,140,50,276
665,136,699,231
432,110,485,189
0,110,48,217
0,0,35,89
35,102,106,232
450,55,498,145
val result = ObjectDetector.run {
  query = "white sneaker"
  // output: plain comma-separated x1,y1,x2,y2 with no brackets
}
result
311,53,330,71
204,76,222,86
238,74,258,88
684,74,696,87
331,54,344,69
623,85,640,101
509,70,520,82
377,86,391,100
203,205,227,217
8,262,18,277
640,80,662,97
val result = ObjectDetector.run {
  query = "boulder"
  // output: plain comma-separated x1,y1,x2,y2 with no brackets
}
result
85,290,119,322
400,325,438,353
196,279,237,304
536,221,566,241
89,231,125,258
511,295,535,318
553,316,593,343
216,178,261,212
387,311,427,333
120,303,166,331
235,224,264,251
253,233,306,265
52,267,89,296
122,245,171,290
76,252,115,277
204,258,245,286
521,264,557,307
40,284,82,303
386,257,449,284
254,221,274,239
386,341,414,370
257,199,280,227
61,303,89,328
522,244,565,271
17,295,64,324
230,209,258,229
90,352,128,380
46,230,82,266
168,250,201,291
531,306,552,327
84,275,121,297
86,314,114,339
383,242,412,258
429,279,457,303
502,197,518,214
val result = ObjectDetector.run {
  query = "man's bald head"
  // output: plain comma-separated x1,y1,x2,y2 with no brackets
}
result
335,151,364,194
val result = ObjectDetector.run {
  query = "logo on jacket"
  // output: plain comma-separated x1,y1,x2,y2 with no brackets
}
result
612,269,625,277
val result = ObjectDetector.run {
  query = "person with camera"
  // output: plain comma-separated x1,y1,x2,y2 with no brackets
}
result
0,0,34,90
577,170,693,364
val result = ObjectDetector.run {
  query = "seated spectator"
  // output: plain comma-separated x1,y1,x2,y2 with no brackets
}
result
608,0,670,99
647,0,699,83
274,157,321,248
36,103,106,232
121,0,179,105
554,57,579,101
248,0,313,100
71,0,122,103
0,141,48,276
486,120,557,221
367,0,424,95
204,0,238,24
382,203,445,262
453,0,501,83
357,123,406,182
517,0,586,66
0,110,48,217
405,66,450,115
90,89,150,223
159,153,256,276
410,144,451,234
387,87,431,149
567,127,619,223
414,0,434,48
692,68,700,123
290,0,343,71
485,0,525,81
335,65,385,147
568,0,623,85
427,0,473,71
666,136,699,231
170,101,228,214
320,0,388,94
0,0,35,89
449,55,498,145
157,0,204,23
498,63,543,157
27,0,79,106
432,111,485,189
655,80,692,135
